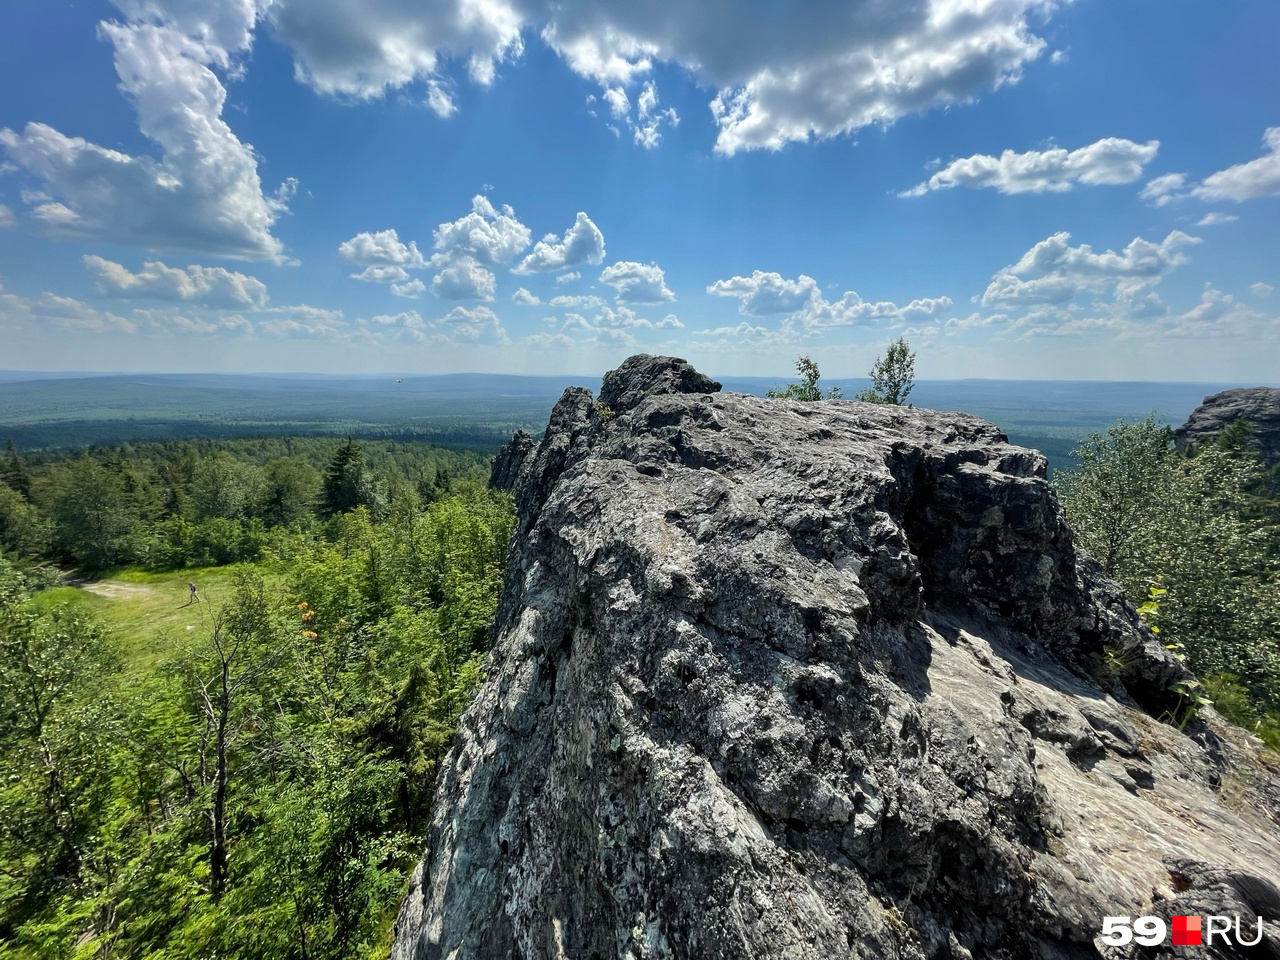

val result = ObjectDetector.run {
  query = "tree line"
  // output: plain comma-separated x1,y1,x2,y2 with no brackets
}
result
0,436,491,572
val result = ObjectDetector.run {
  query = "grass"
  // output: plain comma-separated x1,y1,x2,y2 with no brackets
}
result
49,565,284,676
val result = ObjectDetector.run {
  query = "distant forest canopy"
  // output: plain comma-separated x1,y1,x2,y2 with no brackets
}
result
0,370,1256,472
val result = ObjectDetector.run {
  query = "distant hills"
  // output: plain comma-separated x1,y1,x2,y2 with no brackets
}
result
0,370,1267,470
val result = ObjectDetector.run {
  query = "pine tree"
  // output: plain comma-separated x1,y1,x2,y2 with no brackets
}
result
1,440,32,500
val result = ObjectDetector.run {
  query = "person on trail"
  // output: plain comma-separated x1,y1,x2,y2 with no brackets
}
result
188,581,198,604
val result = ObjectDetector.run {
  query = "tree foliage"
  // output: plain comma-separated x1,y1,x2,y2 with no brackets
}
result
0,478,516,957
855,337,915,405
766,356,842,401
1056,416,1280,714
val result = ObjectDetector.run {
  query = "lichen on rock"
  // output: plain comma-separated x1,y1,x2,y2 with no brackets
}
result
393,356,1280,960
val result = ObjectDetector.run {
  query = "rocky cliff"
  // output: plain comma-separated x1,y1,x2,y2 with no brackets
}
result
1175,386,1280,468
393,356,1280,960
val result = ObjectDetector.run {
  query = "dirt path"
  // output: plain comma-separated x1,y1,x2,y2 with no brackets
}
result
72,580,160,601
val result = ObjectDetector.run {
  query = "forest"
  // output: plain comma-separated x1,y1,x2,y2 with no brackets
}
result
0,435,514,957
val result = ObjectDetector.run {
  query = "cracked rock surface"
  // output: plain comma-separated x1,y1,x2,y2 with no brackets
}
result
393,356,1280,960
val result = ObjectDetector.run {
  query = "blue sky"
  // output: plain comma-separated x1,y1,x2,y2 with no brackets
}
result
0,0,1277,380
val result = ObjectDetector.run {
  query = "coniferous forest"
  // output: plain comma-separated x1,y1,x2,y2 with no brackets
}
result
0,436,514,958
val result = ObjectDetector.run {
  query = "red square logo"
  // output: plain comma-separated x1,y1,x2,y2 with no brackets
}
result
1172,915,1202,946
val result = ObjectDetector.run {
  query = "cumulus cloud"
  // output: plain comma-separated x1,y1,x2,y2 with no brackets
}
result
549,294,606,308
707,271,820,316
436,304,509,343
83,254,269,308
266,0,524,100
511,287,541,305
419,195,530,300
338,228,426,268
356,308,432,343
1139,173,1188,207
1251,283,1274,298
1193,127,1280,201
708,268,951,333
391,277,426,298
1,291,138,334
1195,212,1238,226
981,231,1200,306
599,260,674,304
901,138,1159,197
556,271,581,284
0,204,15,227
515,212,606,273
0,7,287,260
259,304,346,339
540,0,1064,154
431,195,530,266
430,257,495,300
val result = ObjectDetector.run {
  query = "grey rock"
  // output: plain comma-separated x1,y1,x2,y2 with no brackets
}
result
491,429,536,493
394,356,1280,960
1175,387,1280,468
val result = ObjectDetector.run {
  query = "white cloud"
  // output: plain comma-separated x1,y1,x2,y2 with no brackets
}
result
265,0,524,99
798,292,953,328
595,305,655,328
556,271,581,284
692,321,774,338
0,204,17,227
1139,173,1187,207
982,231,1200,306
357,308,432,343
550,294,605,308
708,268,951,332
602,87,630,118
83,254,269,308
391,277,426,298
515,212,606,273
1194,212,1238,226
657,313,683,329
707,270,819,316
431,194,530,266
540,0,1065,154
132,307,253,337
0,9,287,261
352,265,411,283
1193,127,1280,202
338,228,426,267
430,257,495,300
901,139,1159,197
259,304,346,339
436,304,509,343
599,260,674,304
511,287,541,305
1251,283,1274,298
1,291,137,334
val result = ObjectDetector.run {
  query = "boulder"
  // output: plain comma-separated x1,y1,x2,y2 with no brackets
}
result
1175,387,1280,468
394,356,1280,960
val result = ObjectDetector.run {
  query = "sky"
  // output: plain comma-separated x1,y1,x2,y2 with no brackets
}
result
0,0,1277,381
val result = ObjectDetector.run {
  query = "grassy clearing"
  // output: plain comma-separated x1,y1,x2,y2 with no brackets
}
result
58,564,285,675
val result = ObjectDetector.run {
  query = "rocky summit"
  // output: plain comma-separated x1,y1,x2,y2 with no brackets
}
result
1175,386,1280,469
393,356,1280,960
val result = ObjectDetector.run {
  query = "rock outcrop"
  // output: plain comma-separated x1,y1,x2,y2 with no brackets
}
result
1175,386,1280,468
393,356,1280,960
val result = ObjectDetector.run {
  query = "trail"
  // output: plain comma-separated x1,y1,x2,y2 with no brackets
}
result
73,580,159,601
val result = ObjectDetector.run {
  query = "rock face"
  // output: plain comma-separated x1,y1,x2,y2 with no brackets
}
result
393,356,1280,960
1175,386,1280,468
